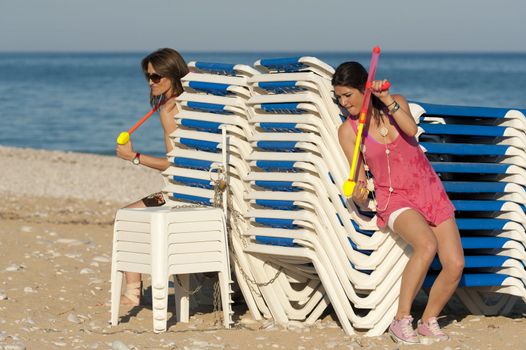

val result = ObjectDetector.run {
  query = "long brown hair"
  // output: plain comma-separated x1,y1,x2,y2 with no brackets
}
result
332,61,386,125
141,48,189,106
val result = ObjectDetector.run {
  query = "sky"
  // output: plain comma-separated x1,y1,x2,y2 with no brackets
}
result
1,0,525,53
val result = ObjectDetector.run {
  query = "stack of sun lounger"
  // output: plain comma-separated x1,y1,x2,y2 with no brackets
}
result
160,61,273,322
162,56,525,335
411,102,526,315
242,56,411,336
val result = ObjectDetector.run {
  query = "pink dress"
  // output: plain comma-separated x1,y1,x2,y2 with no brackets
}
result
350,117,455,228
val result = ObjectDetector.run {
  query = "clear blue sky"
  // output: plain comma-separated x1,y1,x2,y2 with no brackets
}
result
1,0,524,52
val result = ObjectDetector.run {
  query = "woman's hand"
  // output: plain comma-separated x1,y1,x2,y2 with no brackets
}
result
352,180,369,208
159,97,178,122
116,139,135,161
371,79,394,106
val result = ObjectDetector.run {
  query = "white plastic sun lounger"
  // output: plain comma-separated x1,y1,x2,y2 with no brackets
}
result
254,56,334,79
188,61,261,78
411,102,526,131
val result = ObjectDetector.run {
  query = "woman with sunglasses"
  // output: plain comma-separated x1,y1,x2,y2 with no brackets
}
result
115,48,189,306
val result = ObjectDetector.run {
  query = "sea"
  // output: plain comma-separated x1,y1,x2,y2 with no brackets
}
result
0,52,525,157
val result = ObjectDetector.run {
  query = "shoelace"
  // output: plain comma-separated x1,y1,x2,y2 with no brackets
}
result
401,317,416,338
426,318,444,335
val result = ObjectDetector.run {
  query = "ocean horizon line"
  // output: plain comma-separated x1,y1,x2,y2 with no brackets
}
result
1,50,526,56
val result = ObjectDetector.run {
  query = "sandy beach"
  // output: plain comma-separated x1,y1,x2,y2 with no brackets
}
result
1,145,525,350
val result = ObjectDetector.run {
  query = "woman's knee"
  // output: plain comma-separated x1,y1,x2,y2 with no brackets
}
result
414,236,438,260
442,257,464,280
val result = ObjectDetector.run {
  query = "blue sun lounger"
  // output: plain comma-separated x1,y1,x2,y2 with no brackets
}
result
412,102,526,131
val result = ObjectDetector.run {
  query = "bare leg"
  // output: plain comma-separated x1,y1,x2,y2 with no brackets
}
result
392,209,438,319
421,218,464,321
121,199,145,305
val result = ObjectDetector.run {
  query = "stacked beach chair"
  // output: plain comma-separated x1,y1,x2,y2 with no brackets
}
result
159,56,526,336
411,103,526,315
240,57,411,336
161,61,276,322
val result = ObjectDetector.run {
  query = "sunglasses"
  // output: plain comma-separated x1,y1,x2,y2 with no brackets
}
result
144,73,163,83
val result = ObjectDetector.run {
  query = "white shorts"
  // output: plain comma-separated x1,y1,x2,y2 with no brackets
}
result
387,207,411,232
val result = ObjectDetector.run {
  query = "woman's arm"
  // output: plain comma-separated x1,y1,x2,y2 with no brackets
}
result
371,80,417,137
338,121,369,208
115,140,171,171
115,97,179,172
388,95,417,137
136,152,171,171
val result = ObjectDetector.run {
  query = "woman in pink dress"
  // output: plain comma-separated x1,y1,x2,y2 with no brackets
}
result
333,62,464,344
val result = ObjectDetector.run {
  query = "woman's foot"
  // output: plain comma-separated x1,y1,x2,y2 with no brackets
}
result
389,315,420,344
417,317,449,341
120,282,142,306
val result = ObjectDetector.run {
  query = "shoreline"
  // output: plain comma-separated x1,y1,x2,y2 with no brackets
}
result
1,145,525,349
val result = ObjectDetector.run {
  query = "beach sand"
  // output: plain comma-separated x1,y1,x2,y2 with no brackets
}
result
1,145,525,350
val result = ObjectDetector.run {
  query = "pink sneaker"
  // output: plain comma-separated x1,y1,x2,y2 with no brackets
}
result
417,317,449,341
388,316,419,344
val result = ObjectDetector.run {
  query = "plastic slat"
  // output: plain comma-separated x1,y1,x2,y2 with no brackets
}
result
188,81,232,96
173,157,213,170
186,101,232,114
456,218,511,230
259,122,300,132
258,81,305,94
443,181,507,193
172,192,213,205
421,142,509,156
461,237,510,249
194,62,236,75
255,160,296,171
255,236,296,247
452,200,505,211
255,199,298,210
260,103,305,114
255,217,297,229
180,119,222,133
431,162,510,174
179,138,219,152
258,57,306,72
419,102,510,119
421,123,506,137
172,176,213,190
256,141,299,151
254,181,300,192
